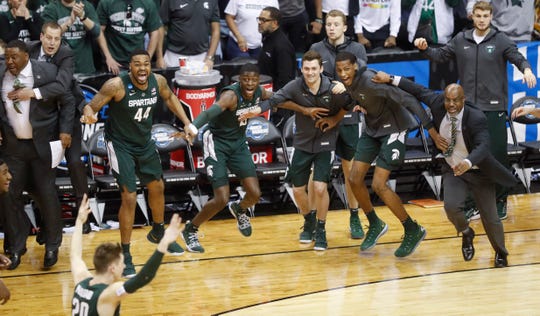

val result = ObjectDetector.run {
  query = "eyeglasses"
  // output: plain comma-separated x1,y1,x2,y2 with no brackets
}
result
126,4,133,19
256,17,274,23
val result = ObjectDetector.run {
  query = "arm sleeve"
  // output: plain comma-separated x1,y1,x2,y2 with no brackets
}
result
123,250,164,294
192,104,223,128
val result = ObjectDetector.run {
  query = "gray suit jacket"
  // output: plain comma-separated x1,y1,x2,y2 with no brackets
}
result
0,60,74,162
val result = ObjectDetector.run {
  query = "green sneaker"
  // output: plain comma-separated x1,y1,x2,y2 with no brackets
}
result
465,207,480,221
350,213,364,239
314,228,327,251
148,227,185,255
182,221,204,253
394,224,426,257
299,212,316,243
497,200,508,220
360,220,388,251
229,202,252,237
122,252,136,278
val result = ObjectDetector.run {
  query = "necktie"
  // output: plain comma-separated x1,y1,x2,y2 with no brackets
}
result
12,77,24,114
443,116,457,157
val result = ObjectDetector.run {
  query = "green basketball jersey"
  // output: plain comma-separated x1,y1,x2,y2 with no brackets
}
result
208,83,263,140
105,73,159,152
72,277,120,316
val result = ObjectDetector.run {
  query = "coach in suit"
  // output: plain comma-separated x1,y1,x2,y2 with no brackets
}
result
0,40,74,269
372,72,517,268
28,22,90,233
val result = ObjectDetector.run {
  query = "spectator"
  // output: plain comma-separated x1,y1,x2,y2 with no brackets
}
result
96,0,162,74
414,1,537,220
467,0,535,43
310,9,367,240
0,40,74,270
277,0,309,54
354,0,401,52
41,0,101,74
224,0,278,59
159,0,220,69
0,0,42,43
404,0,460,46
257,6,296,127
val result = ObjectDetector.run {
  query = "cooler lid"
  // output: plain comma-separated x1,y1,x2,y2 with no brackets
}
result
174,70,223,87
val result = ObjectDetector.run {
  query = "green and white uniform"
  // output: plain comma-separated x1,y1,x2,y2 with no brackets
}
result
72,277,120,316
196,83,261,189
97,0,161,65
105,73,162,192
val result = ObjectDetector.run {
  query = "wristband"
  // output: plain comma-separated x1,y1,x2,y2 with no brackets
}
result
314,18,323,24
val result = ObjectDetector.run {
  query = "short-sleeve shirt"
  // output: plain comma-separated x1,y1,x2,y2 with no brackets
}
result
97,0,162,64
159,0,219,55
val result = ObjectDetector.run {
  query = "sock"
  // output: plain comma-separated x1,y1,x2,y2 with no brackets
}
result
366,210,379,224
121,243,130,254
350,208,359,216
401,216,418,231
316,219,326,230
152,222,165,233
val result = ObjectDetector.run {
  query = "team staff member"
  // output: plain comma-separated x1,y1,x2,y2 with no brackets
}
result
0,40,73,270
28,22,91,234
335,51,435,257
242,51,354,251
71,195,182,315
373,71,515,267
310,9,367,240
81,49,192,277
415,1,537,220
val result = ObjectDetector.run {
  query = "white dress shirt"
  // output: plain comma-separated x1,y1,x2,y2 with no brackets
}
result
1,62,35,139
440,109,475,169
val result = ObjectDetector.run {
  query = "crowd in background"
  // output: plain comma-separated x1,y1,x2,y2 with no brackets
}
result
0,0,537,74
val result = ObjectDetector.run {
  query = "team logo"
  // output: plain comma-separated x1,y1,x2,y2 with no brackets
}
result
485,45,495,54
203,2,209,9
246,120,269,140
391,148,400,160
151,87,157,96
207,165,214,177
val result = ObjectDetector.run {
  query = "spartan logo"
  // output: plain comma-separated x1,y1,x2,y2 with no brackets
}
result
207,165,214,178
391,148,400,160
485,45,495,54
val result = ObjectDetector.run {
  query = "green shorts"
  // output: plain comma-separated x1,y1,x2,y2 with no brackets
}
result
286,149,333,187
107,140,163,192
354,131,407,171
203,131,257,189
336,123,360,161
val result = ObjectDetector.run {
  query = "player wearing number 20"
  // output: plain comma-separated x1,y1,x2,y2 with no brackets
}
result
81,49,193,277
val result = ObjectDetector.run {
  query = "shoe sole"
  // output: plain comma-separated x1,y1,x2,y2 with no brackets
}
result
395,227,427,258
313,245,327,251
180,233,204,253
123,273,136,278
499,214,508,220
360,222,388,251
299,239,314,244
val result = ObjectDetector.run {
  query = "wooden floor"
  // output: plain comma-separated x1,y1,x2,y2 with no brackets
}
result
2,193,540,315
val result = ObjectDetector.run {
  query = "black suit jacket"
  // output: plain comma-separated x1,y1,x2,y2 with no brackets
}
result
397,77,517,187
27,41,86,115
0,60,74,162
